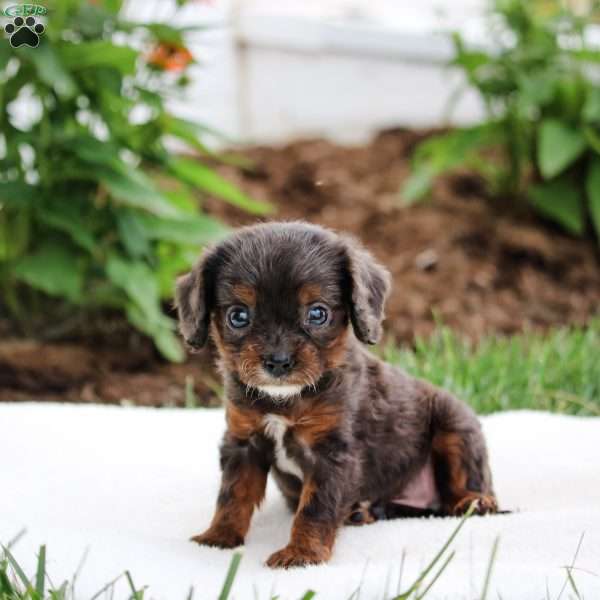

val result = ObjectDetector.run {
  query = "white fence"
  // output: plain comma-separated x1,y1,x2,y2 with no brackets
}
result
122,0,489,145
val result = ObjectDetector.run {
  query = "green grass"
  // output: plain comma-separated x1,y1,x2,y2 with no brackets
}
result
382,320,600,416
1,506,587,600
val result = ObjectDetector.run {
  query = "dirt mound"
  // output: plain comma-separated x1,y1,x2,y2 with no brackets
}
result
206,130,600,342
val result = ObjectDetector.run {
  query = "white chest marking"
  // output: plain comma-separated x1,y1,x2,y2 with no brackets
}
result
262,414,303,480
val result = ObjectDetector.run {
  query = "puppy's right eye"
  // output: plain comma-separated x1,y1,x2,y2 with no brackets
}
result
227,306,251,329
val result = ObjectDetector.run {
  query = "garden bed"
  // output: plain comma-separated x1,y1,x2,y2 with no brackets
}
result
1,129,599,406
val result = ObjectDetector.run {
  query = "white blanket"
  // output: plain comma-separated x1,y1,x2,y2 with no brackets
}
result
1,403,599,599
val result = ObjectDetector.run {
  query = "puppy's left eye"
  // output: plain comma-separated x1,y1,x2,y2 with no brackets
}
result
307,305,329,326
227,306,251,329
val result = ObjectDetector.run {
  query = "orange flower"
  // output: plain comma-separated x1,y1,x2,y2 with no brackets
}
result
147,43,194,72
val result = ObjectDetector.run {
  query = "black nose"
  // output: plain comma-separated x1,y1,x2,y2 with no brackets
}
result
263,352,294,377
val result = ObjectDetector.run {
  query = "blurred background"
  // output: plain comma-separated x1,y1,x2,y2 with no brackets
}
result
1,0,599,413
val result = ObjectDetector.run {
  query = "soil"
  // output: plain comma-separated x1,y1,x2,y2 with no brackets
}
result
1,129,599,406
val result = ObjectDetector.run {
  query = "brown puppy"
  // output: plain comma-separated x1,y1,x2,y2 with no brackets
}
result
176,221,497,569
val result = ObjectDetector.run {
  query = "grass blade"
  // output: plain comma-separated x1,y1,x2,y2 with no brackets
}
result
35,545,46,597
394,501,476,599
480,537,500,600
2,545,32,591
0,564,15,595
396,549,407,594
51,580,68,600
89,573,125,600
218,552,242,600
556,532,585,600
565,568,582,600
69,546,89,599
415,550,455,599
7,529,26,550
299,592,316,600
125,570,144,600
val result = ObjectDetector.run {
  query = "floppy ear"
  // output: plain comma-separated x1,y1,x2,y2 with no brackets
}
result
174,249,218,350
342,237,391,345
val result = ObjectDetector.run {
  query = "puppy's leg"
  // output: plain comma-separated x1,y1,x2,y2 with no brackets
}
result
430,390,498,516
191,434,269,548
266,476,339,568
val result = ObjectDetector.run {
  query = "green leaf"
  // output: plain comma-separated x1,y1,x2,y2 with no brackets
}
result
583,88,600,123
516,72,555,110
105,254,161,322
106,254,184,361
0,43,11,72
585,157,600,239
152,325,185,363
59,41,137,74
583,126,600,154
0,182,37,207
144,23,185,45
538,120,586,179
168,157,273,215
569,48,600,62
154,244,197,298
402,166,435,204
0,208,30,261
37,201,96,252
116,210,151,258
103,0,124,13
125,302,184,363
163,188,198,214
13,243,85,301
134,211,229,245
529,177,585,235
70,136,124,171
29,42,78,99
99,168,183,218
401,124,500,203
162,116,213,155
162,115,233,149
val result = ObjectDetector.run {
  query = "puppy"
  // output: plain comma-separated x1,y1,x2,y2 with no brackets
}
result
176,221,497,569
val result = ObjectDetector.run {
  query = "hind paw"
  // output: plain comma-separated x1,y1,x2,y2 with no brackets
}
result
451,493,498,516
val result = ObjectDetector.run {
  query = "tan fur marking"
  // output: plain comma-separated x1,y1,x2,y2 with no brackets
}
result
226,403,263,440
298,283,323,305
232,284,257,307
294,403,343,447
210,323,236,372
323,327,350,370
296,478,317,513
432,432,468,497
237,342,263,384
293,343,322,388
432,431,497,515
192,461,267,548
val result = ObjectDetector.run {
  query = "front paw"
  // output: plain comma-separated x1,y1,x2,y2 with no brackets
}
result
190,527,244,549
266,545,329,569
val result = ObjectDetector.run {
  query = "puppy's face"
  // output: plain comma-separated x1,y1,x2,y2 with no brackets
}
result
210,253,349,399
176,223,390,402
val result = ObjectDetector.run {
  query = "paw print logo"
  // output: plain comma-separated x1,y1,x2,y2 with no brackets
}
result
4,16,45,48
